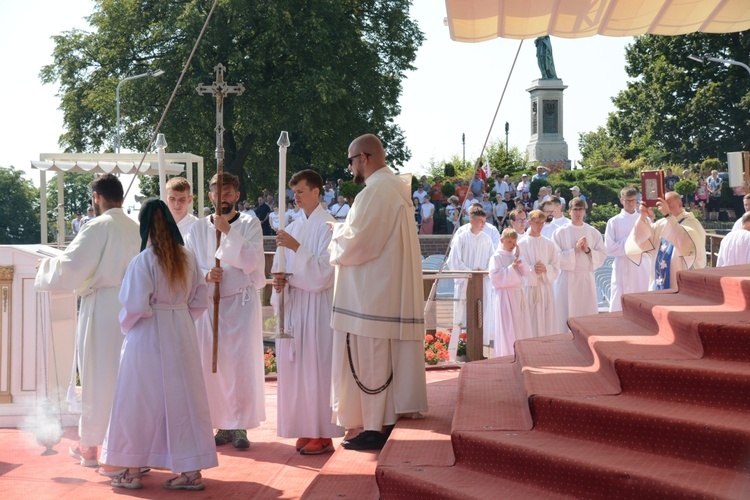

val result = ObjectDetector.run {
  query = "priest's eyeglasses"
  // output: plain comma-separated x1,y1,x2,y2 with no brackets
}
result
348,152,371,166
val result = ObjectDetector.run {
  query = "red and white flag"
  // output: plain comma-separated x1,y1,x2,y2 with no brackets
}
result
478,161,491,180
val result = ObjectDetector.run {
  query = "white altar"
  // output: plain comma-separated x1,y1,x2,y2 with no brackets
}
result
0,245,78,427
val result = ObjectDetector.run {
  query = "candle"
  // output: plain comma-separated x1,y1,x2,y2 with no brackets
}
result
155,133,168,202
276,131,290,271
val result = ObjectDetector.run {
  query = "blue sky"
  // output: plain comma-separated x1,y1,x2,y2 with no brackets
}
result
0,0,632,187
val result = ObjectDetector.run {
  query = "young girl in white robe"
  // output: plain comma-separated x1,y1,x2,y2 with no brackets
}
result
101,200,218,491
489,228,532,357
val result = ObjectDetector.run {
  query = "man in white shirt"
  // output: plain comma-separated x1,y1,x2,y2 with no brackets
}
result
412,185,428,204
509,208,528,237
718,212,750,266
604,186,651,312
496,176,509,199
272,169,344,455
540,197,570,239
448,204,496,345
186,173,266,450
493,194,508,228
461,191,477,214
166,177,199,239
516,209,560,338
516,174,530,198
329,195,351,221
240,200,256,218
732,194,750,231
553,197,607,333
36,174,140,467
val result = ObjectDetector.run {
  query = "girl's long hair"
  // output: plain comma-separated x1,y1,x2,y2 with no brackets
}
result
148,208,188,293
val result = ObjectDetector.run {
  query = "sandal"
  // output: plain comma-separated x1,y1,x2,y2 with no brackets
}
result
111,469,143,490
163,471,205,491
99,466,151,478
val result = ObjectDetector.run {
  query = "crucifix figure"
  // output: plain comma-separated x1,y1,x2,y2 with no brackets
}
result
196,63,244,373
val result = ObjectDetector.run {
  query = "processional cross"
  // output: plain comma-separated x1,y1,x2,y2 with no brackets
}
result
196,63,245,373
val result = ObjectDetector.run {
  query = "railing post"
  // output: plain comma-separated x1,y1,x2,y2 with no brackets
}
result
466,271,486,361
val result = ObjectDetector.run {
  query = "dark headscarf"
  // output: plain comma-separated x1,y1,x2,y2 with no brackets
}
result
139,199,184,251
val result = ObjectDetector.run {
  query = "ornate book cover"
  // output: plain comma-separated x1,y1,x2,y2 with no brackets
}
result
641,170,665,208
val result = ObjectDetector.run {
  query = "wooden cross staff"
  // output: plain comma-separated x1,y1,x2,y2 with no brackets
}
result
196,63,244,373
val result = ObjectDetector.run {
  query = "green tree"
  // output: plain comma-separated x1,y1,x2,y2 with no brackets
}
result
41,0,424,202
605,31,750,166
484,140,527,175
0,167,40,244
45,173,95,224
578,127,622,168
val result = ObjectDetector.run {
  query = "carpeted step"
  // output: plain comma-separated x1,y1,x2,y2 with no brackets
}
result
616,357,750,411
378,370,459,468
450,429,750,499
568,313,702,379
514,333,621,397
619,289,743,342
675,265,750,307
531,395,750,472
451,357,533,432
376,464,576,499
698,321,750,361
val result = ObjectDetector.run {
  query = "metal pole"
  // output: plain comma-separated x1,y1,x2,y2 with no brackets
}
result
505,121,509,155
115,69,165,153
462,133,466,170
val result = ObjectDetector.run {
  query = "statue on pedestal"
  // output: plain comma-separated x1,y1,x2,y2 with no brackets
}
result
535,35,558,80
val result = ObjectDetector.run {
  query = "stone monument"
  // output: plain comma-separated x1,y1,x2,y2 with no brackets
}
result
526,36,570,169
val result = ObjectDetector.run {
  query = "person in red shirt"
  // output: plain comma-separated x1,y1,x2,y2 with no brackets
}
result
455,179,469,206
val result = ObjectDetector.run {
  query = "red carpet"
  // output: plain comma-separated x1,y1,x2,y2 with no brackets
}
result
376,265,750,499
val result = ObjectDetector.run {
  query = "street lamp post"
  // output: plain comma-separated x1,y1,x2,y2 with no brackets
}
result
688,54,750,76
505,121,509,155
115,69,165,153
462,133,465,169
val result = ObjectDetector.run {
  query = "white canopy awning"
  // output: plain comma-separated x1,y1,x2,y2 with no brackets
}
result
445,0,750,42
31,160,184,176
33,152,205,247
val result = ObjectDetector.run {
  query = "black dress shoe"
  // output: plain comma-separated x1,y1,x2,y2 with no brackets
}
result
341,431,388,450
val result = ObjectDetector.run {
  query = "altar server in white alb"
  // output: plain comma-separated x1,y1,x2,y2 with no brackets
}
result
516,209,560,338
604,186,651,311
717,212,750,267
101,200,217,491
626,192,707,290
540,196,570,239
447,203,496,347
35,174,140,468
186,172,266,450
166,176,198,239
329,134,427,451
489,228,532,357
272,169,344,456
553,197,607,333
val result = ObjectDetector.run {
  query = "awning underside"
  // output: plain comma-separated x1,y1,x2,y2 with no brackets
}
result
31,160,183,176
445,0,750,43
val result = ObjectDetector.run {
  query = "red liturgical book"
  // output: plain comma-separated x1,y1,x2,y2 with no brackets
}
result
641,170,665,208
